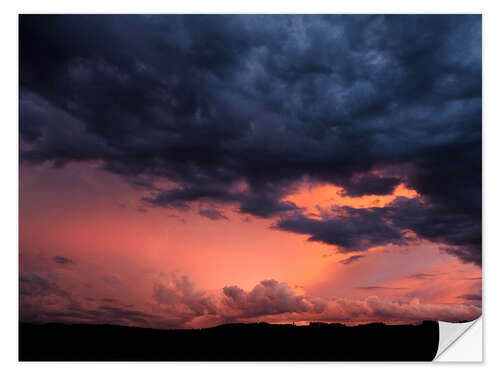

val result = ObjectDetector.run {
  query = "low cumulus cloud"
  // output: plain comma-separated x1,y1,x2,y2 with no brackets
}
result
151,274,218,327
218,279,480,326
20,273,481,328
221,280,327,318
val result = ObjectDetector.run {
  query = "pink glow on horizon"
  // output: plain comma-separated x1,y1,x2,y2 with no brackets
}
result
19,162,482,328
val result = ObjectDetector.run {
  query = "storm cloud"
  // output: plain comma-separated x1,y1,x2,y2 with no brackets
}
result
275,197,482,265
19,15,481,265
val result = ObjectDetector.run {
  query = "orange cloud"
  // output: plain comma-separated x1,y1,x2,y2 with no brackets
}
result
284,182,419,215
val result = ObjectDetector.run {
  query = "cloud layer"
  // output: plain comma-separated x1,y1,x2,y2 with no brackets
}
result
20,16,481,263
276,196,481,265
20,271,481,329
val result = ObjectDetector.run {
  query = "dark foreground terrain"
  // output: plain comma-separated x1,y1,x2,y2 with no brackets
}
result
20,320,439,361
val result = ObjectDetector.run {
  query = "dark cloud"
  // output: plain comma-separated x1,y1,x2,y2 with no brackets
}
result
385,198,481,265
440,246,480,265
19,272,71,299
339,255,366,265
20,272,162,327
198,208,229,221
275,197,482,266
408,272,440,280
19,15,481,265
275,207,407,253
340,176,401,197
457,294,482,301
96,305,158,325
23,303,161,327
53,256,73,265
238,187,299,218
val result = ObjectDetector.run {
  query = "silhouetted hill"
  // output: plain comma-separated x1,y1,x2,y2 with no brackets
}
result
19,320,439,361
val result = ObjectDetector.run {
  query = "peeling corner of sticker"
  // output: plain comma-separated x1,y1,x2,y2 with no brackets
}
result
434,316,482,361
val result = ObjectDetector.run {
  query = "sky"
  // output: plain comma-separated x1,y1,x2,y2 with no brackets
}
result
19,14,482,329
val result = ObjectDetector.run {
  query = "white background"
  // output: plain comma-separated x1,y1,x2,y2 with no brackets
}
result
1,0,498,373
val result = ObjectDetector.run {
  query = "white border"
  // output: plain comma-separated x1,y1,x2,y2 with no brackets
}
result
2,1,498,374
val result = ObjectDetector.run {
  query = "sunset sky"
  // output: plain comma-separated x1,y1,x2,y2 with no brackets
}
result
19,14,482,329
